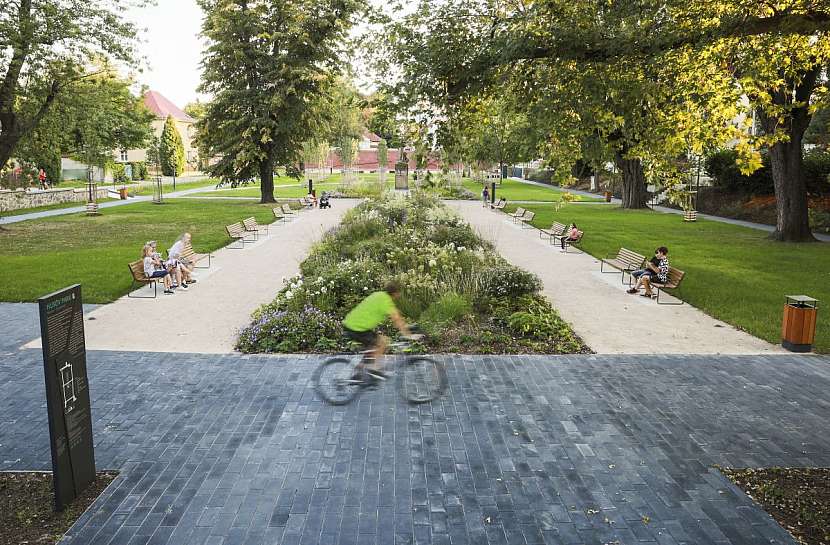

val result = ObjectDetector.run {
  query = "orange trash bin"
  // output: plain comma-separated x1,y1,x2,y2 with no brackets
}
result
782,295,819,353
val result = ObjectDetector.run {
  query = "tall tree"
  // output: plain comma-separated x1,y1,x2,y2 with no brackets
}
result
196,0,363,203
0,0,142,170
159,115,186,176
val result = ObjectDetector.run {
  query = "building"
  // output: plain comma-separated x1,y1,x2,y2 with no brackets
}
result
61,90,198,181
359,130,381,151
120,90,198,167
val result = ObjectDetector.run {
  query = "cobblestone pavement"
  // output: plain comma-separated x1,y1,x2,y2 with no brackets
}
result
0,302,96,355
2,350,829,544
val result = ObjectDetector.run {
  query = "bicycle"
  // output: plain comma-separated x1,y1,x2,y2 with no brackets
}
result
312,335,447,405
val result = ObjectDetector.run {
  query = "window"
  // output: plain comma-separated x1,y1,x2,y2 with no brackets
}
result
120,149,128,162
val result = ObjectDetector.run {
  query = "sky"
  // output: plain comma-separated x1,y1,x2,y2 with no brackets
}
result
126,1,206,108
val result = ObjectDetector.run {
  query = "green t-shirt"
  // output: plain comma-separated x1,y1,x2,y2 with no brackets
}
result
343,291,396,332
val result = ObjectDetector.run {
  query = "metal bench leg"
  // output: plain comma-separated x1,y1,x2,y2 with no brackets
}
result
194,254,211,269
655,288,684,305
128,280,157,298
229,237,245,249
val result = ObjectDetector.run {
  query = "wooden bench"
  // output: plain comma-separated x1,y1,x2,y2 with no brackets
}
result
518,210,536,228
273,207,287,223
649,267,686,305
127,260,160,298
281,204,297,216
298,197,314,209
600,248,647,284
539,221,567,242
243,216,269,237
508,207,526,221
178,241,212,269
226,222,254,248
490,198,506,211
556,230,584,253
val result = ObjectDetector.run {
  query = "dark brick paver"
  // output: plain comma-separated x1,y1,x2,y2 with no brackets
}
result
2,350,829,544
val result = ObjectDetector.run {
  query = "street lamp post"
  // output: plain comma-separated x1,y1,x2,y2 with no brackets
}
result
85,167,99,216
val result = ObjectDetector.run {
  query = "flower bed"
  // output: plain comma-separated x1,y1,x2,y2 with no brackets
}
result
237,192,589,354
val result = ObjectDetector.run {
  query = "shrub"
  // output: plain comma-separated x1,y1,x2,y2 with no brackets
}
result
431,224,482,250
704,149,774,193
480,265,542,298
527,169,555,184
420,292,473,325
803,149,830,193
110,163,129,184
237,306,343,353
130,161,149,180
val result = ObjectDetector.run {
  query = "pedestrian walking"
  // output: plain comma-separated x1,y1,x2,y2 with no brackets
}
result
482,185,490,207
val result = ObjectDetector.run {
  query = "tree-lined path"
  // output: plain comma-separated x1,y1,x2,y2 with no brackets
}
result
450,201,782,354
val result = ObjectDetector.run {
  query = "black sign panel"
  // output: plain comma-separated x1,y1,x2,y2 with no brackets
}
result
38,285,96,511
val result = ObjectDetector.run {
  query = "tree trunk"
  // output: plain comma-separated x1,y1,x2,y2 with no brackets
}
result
259,159,275,203
768,137,815,241
0,130,19,171
614,152,648,208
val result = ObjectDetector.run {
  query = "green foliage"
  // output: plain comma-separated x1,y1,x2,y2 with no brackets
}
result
130,162,149,181
238,306,343,353
0,0,142,170
159,116,186,177
196,0,363,199
377,138,389,168
803,149,830,193
110,163,129,184
420,292,472,325
480,265,542,299
704,149,773,193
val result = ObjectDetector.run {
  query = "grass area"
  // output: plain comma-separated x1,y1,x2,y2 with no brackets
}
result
194,182,342,199
0,199,280,303
131,178,221,196
509,202,830,352
0,198,117,218
463,178,603,202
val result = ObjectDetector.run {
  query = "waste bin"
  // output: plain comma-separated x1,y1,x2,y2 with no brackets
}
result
782,295,819,352
119,187,128,200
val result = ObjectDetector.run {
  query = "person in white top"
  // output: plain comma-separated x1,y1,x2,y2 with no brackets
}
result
168,233,196,285
148,240,186,289
142,244,174,295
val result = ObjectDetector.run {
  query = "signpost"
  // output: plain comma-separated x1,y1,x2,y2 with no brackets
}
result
38,285,96,511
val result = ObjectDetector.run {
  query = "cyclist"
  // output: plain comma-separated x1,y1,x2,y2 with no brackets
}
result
342,280,414,381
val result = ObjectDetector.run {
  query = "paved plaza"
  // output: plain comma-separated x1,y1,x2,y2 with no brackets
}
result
2,341,829,544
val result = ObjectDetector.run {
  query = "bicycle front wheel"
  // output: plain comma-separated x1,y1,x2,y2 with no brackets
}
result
398,357,447,404
313,357,361,405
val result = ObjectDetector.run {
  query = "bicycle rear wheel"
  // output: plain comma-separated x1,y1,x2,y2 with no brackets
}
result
313,357,362,405
398,357,447,404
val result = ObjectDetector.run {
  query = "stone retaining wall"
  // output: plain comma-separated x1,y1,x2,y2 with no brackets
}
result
0,187,111,213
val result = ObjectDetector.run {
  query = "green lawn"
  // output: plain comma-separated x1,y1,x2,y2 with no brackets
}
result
193,182,342,199
464,178,603,202
510,203,830,352
132,178,222,196
0,198,117,218
0,199,280,303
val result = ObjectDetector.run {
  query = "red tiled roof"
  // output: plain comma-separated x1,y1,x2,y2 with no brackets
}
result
143,90,195,123
362,130,381,143
308,150,444,170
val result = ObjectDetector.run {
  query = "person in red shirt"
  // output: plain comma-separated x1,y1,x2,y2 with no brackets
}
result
38,168,48,189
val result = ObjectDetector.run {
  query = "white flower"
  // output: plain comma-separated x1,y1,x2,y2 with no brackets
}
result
318,276,324,282
285,291,293,299
428,259,437,267
363,286,368,291
321,286,327,293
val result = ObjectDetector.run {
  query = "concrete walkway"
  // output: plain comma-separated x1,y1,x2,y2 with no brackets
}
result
507,177,830,242
450,200,783,354
23,201,359,353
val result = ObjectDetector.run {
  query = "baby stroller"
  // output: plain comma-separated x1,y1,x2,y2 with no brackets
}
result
319,193,332,209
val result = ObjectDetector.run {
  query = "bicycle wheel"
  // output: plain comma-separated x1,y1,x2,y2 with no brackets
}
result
398,357,447,404
313,357,362,405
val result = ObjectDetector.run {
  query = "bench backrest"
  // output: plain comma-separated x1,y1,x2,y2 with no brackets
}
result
661,266,685,287
179,242,196,259
513,207,526,216
551,222,567,235
243,217,258,230
574,230,584,242
273,207,284,218
522,211,535,221
227,222,245,237
128,260,149,282
617,248,646,267
282,204,293,214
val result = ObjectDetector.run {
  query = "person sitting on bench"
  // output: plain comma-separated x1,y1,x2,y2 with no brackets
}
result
627,246,669,298
142,244,175,295
561,223,579,250
168,233,197,286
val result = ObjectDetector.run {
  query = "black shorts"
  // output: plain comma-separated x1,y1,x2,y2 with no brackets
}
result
344,328,378,348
